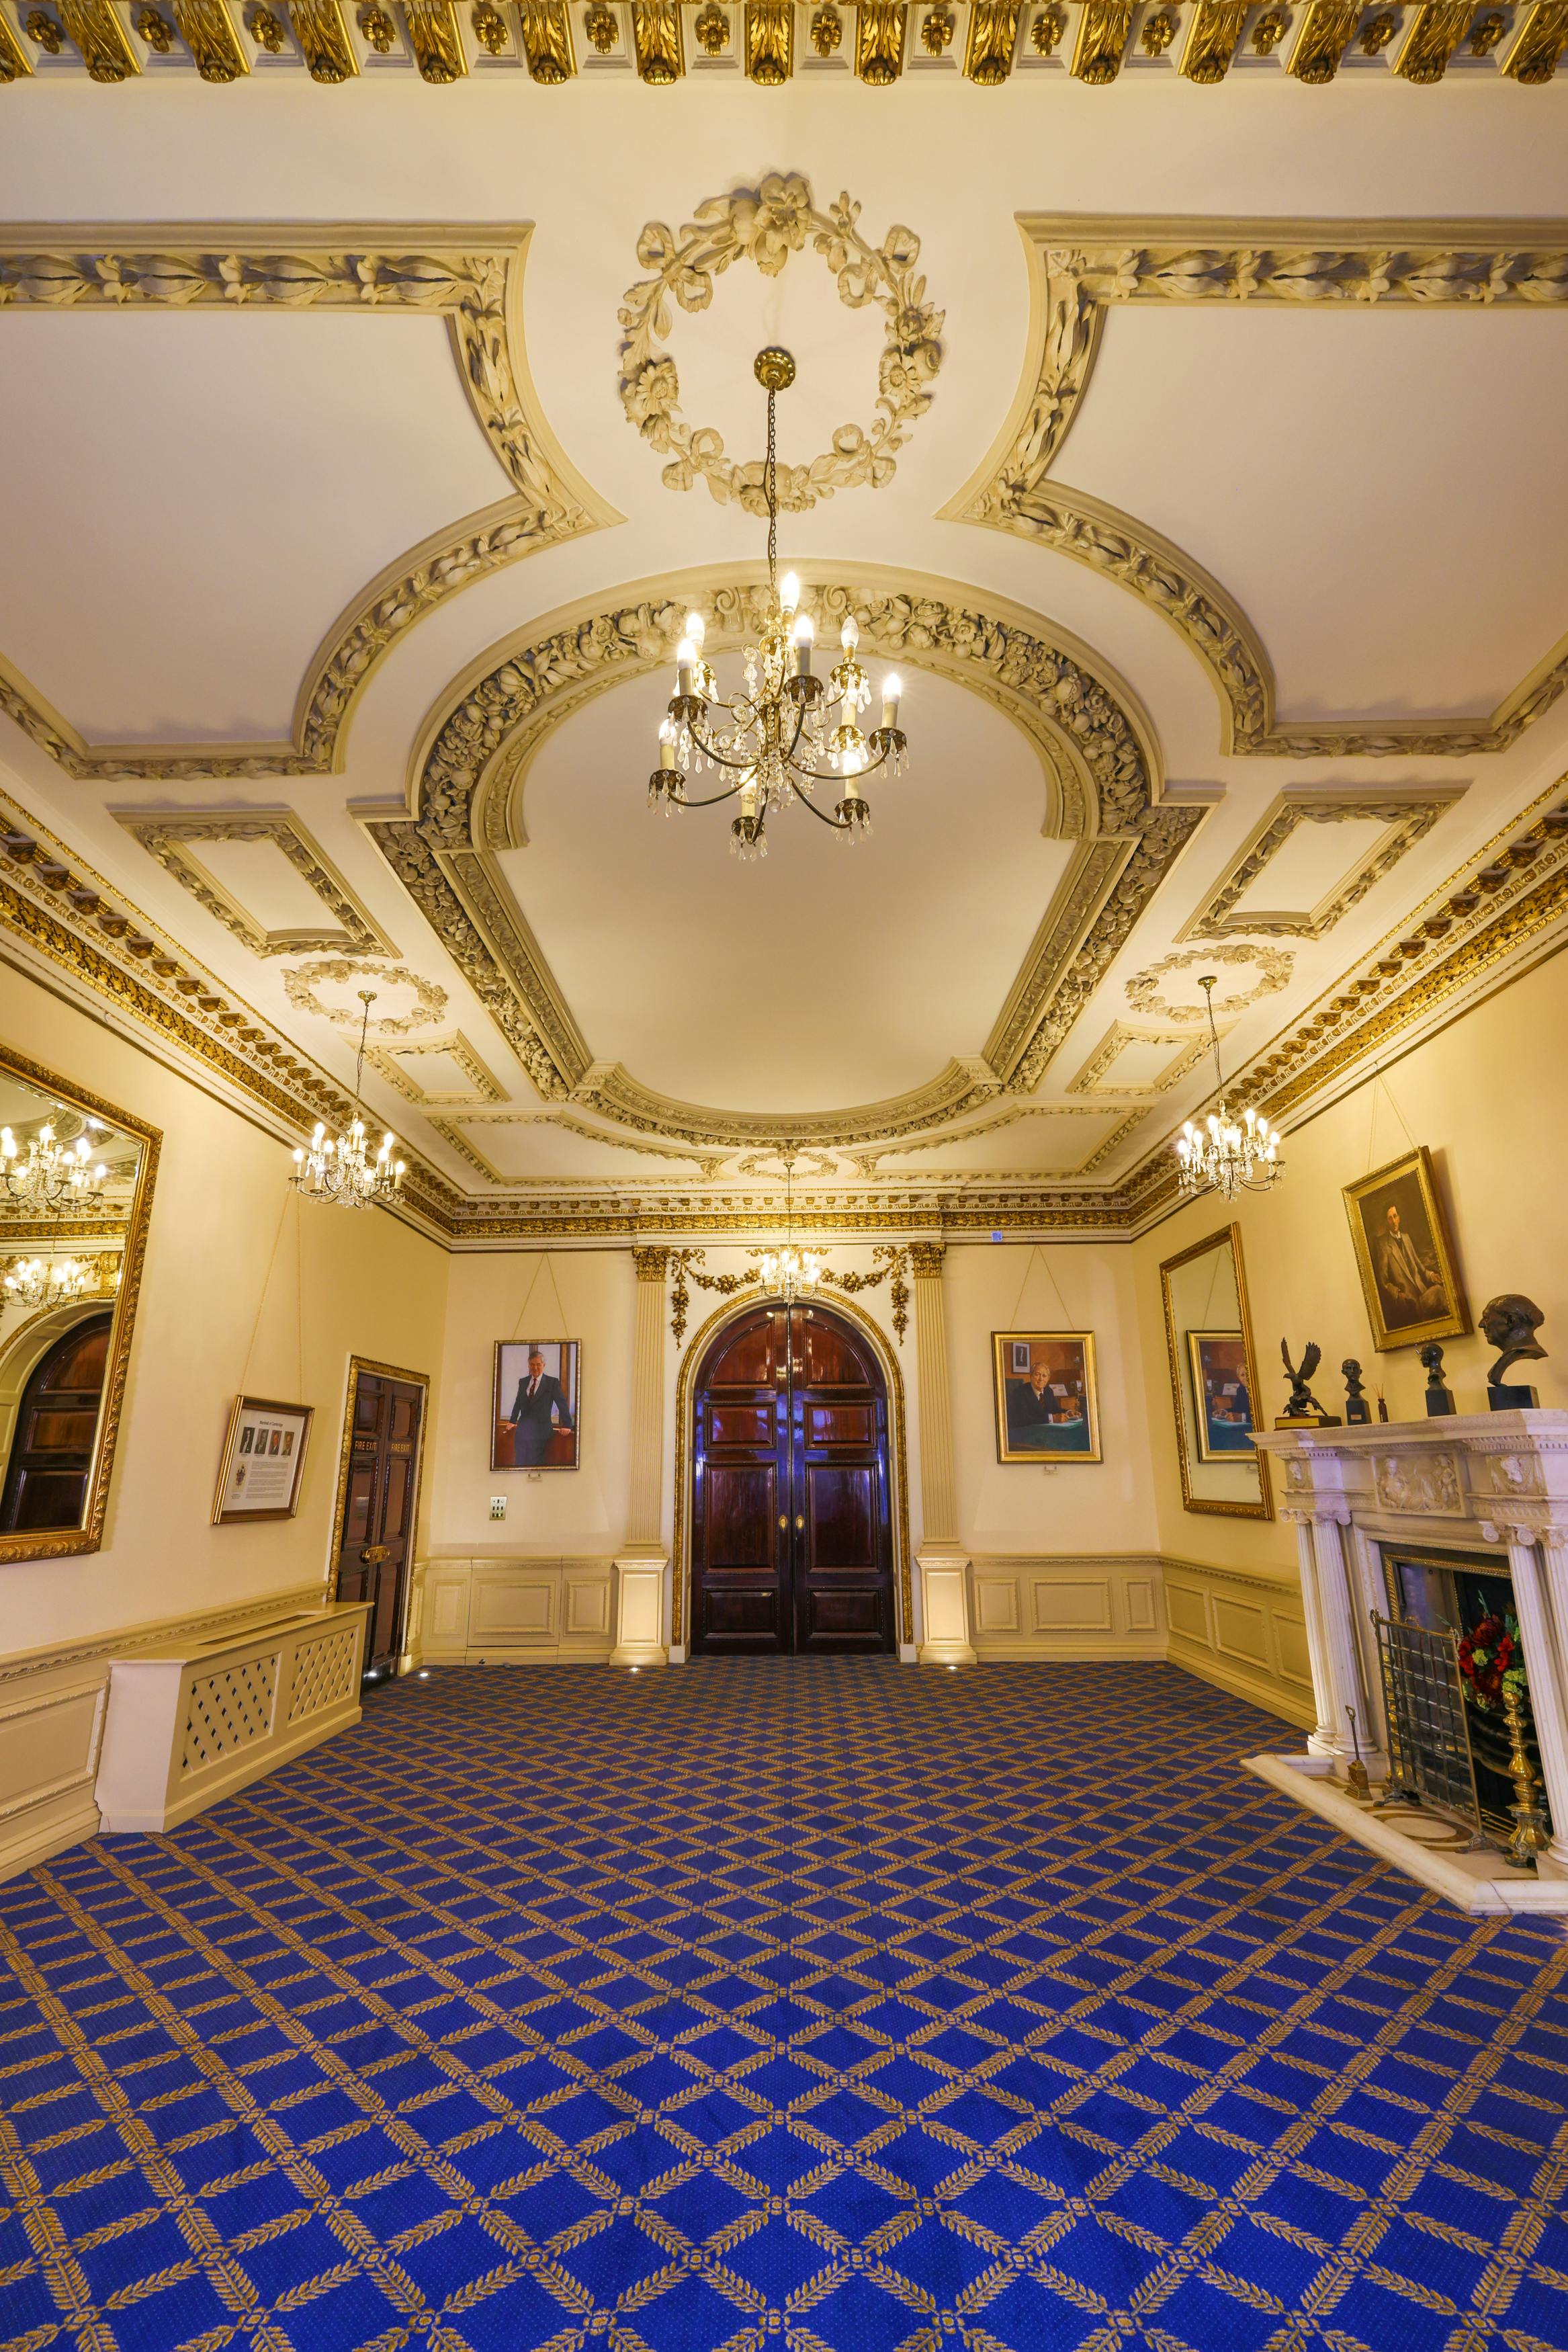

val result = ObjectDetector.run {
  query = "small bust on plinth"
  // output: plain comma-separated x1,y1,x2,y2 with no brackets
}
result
1481,1293,1547,1411
1274,1339,1341,1429
1342,1358,1373,1425
1420,1340,1456,1417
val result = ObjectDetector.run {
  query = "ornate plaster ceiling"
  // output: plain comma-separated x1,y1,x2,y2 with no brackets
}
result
1,97,1567,1241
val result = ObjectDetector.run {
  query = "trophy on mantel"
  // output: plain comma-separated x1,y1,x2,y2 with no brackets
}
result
1274,1340,1342,1429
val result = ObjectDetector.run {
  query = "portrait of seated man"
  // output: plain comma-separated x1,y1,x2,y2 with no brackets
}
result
994,1334,1100,1461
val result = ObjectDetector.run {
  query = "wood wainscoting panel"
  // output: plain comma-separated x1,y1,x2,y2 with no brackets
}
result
968,1556,1166,1662
412,1559,615,1665
1164,1556,1314,1728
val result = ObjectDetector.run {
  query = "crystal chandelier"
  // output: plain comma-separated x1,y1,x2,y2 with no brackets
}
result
290,989,406,1210
0,1118,107,1213
1,1253,112,1310
648,347,908,863
756,1154,823,1304
1175,974,1284,1200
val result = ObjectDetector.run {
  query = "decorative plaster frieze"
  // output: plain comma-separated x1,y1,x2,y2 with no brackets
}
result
1178,788,1465,942
113,809,398,957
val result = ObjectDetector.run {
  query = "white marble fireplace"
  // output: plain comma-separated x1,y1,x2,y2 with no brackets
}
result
1250,1412,1568,1913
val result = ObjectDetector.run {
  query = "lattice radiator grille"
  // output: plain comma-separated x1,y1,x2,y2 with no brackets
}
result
288,1629,358,1724
179,1658,278,1776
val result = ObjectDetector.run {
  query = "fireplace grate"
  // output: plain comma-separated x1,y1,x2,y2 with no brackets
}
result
1372,1611,1491,1847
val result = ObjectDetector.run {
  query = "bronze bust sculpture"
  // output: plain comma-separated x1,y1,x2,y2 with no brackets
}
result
1480,1294,1547,1405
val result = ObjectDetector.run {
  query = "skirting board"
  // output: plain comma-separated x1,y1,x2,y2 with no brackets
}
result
1246,1751,1568,1915
0,1794,101,1883
973,1640,1166,1664
1169,1639,1314,1730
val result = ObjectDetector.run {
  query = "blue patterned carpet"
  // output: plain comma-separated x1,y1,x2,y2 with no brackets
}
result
3,1660,1568,2352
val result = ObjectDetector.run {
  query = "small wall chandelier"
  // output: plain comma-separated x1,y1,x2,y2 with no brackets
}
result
290,989,406,1210
757,1153,823,1303
1176,975,1284,1200
1,1253,116,1310
0,1118,107,1214
648,346,908,863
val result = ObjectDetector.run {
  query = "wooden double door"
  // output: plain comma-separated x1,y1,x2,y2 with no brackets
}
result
691,1300,896,1656
332,1366,426,1680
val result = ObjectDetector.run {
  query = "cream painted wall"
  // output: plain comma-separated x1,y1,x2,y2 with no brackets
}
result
1131,947,1568,1579
427,1248,636,1556
0,958,449,1656
945,1243,1158,1557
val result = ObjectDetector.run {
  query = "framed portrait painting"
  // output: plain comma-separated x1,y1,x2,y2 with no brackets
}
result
992,1331,1101,1463
492,1339,580,1471
1343,1147,1469,1352
1185,1331,1256,1464
212,1395,313,1524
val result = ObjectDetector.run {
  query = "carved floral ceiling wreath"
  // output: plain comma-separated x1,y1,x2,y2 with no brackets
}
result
284,958,447,1036
617,171,945,515
1125,943,1294,1025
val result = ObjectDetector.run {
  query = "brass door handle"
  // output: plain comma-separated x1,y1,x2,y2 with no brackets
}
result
795,1515,804,1529
778,1515,788,1529
361,1545,388,1563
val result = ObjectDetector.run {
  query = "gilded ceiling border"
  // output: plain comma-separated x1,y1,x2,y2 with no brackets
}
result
943,216,1568,760
373,561,1199,1128
0,224,618,782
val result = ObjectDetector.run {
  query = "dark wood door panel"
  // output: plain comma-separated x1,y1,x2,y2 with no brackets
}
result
691,1300,894,1658
332,1370,426,1681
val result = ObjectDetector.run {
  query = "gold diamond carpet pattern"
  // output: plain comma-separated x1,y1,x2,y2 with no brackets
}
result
3,1658,1568,2350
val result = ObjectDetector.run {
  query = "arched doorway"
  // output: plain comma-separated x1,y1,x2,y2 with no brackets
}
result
0,1310,113,1534
690,1298,896,1658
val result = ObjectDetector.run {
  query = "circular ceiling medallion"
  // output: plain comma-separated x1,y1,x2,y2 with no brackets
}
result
284,958,446,1035
1125,943,1294,1023
618,170,945,515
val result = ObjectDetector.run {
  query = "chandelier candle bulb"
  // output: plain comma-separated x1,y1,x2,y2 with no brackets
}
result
780,572,800,616
840,615,859,653
881,674,902,730
675,637,697,698
791,614,814,677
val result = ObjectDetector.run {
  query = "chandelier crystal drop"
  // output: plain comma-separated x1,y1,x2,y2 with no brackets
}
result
647,346,908,864
0,1118,107,1213
757,1153,823,1304
1175,974,1284,1200
290,989,406,1210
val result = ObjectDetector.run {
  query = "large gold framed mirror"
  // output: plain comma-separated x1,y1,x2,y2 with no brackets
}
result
1160,1221,1272,1520
0,1047,159,1564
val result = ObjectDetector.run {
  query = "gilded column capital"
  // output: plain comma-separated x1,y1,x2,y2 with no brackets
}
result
908,1241,946,1279
634,1245,671,1282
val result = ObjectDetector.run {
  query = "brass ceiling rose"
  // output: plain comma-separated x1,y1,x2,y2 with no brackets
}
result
753,345,796,393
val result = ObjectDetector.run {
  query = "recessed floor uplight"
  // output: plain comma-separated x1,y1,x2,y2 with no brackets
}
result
419,1671,429,1680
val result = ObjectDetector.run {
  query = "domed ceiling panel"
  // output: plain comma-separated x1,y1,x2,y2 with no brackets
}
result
500,666,1072,1115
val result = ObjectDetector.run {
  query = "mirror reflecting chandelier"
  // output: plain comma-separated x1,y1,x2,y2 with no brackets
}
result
0,1117,107,1214
290,989,406,1210
1,1253,114,1310
1175,974,1284,1200
647,346,908,864
757,1153,823,1304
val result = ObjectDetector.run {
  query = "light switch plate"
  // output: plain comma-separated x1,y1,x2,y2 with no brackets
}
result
490,1495,507,1520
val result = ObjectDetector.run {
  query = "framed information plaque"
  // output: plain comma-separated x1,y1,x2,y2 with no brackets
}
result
212,1394,314,1524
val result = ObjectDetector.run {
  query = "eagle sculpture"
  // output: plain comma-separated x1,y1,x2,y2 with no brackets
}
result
1280,1339,1327,1421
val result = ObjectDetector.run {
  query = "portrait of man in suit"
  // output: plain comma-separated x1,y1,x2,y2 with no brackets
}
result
492,1340,580,1471
993,1332,1100,1462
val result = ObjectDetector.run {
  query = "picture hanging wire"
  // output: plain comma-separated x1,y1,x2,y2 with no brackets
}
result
1364,1063,1418,1176
1008,1243,1079,1332
509,1250,572,1343
236,1176,306,1400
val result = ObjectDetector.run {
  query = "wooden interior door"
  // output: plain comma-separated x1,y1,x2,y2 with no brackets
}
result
333,1367,426,1679
691,1302,894,1657
0,1312,112,1533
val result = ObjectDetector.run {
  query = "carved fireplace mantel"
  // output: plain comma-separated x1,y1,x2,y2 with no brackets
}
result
1250,1412,1568,1914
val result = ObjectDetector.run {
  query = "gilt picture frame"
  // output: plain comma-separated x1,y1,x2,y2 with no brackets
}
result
1185,1330,1256,1464
992,1331,1101,1463
212,1394,313,1524
1343,1146,1469,1353
491,1339,581,1472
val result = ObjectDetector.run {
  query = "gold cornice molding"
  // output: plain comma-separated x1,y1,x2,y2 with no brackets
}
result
0,223,619,782
944,216,1568,759
374,560,1196,1134
5,0,1564,79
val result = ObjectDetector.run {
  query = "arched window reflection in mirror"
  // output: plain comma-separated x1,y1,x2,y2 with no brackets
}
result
1159,1222,1273,1521
0,1051,159,1564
